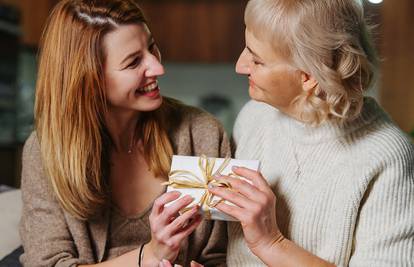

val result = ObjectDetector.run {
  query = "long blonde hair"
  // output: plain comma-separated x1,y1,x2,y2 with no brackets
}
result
245,0,378,124
35,0,174,220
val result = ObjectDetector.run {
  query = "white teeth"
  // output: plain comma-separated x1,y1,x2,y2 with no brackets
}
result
138,82,158,93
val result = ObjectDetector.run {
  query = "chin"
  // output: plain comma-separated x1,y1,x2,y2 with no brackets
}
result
137,95,163,112
248,86,264,102
249,89,277,109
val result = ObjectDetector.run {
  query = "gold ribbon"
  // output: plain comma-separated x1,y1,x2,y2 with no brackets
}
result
162,155,232,220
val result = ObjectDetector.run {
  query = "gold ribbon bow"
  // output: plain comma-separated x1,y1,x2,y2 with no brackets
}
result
162,155,232,220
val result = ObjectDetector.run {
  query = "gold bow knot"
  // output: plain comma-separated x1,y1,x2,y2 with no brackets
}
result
162,155,232,219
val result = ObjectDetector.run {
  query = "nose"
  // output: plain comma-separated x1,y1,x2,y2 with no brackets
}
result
144,52,165,77
235,48,250,75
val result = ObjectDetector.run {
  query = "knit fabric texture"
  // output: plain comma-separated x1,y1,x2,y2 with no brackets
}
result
20,104,230,267
227,98,414,267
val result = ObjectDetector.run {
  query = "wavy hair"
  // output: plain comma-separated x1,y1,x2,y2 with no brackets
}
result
35,0,174,220
245,0,378,124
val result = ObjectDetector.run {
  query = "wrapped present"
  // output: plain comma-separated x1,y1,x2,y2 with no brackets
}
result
163,155,260,221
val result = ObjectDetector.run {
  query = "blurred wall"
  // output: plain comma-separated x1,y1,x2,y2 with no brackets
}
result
12,0,413,130
0,0,413,187
140,0,246,62
381,0,414,133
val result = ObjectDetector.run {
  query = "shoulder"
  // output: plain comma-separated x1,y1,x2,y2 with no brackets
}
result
21,131,47,186
183,105,225,132
165,98,229,157
349,100,413,168
368,120,413,170
345,104,414,189
167,98,226,136
20,131,57,201
22,131,41,166
20,132,59,220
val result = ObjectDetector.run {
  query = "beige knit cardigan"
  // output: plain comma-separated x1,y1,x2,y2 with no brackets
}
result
20,105,230,267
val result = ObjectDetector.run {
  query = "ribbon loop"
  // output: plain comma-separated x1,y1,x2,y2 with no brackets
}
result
162,155,232,219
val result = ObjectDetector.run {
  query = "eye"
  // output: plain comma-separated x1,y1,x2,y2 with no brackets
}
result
148,42,157,55
127,57,141,69
253,59,263,66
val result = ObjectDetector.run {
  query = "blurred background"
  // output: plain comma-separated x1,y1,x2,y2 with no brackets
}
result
0,0,413,188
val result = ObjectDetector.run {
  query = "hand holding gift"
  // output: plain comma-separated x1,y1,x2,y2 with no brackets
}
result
208,167,284,259
163,155,260,221
144,191,202,265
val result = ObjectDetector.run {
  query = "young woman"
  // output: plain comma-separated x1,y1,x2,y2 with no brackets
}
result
19,0,229,266
209,0,414,266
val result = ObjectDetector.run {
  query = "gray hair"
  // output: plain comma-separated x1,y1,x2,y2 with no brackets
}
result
245,0,378,124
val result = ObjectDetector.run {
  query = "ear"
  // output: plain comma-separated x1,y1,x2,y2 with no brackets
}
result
301,71,318,93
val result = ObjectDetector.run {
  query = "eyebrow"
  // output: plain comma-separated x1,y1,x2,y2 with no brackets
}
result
119,34,155,66
246,46,262,60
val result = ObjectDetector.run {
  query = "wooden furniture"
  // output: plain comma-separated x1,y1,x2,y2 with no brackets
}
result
139,0,246,62
381,0,414,133
16,0,247,62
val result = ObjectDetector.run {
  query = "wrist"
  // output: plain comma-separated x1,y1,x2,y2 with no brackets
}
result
250,232,286,262
141,243,160,267
251,236,336,267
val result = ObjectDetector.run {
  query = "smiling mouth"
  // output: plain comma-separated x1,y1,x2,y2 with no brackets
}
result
135,81,159,95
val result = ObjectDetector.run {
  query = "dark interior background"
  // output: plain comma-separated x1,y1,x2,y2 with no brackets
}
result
0,0,413,188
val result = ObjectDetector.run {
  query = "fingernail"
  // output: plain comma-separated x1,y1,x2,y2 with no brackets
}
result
232,166,239,171
161,259,169,266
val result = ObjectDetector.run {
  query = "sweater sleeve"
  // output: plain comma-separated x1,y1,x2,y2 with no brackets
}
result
19,133,88,267
349,140,414,266
188,107,231,159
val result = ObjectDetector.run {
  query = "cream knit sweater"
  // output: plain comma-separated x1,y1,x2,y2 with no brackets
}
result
227,98,414,267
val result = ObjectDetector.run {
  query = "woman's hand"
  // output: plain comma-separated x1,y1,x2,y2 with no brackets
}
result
145,191,202,266
209,166,284,256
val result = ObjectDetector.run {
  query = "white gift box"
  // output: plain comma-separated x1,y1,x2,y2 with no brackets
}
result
164,155,260,221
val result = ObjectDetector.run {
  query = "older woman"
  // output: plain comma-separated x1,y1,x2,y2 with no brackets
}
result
209,0,414,266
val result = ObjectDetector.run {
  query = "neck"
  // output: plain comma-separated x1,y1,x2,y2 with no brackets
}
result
105,108,141,153
276,102,307,123
277,97,381,144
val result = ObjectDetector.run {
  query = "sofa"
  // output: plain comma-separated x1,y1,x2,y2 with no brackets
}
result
0,189,22,260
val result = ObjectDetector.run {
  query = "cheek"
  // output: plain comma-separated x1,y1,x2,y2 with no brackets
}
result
105,71,143,95
271,68,301,91
104,74,117,94
265,70,302,104
250,68,270,88
283,70,303,96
